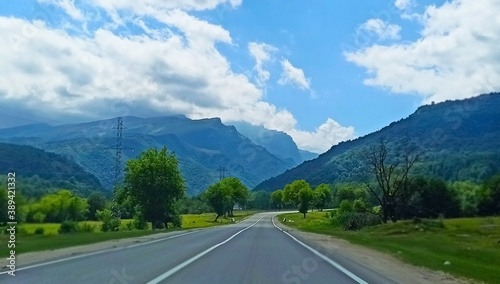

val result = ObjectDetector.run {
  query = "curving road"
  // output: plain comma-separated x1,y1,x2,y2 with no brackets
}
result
0,212,396,284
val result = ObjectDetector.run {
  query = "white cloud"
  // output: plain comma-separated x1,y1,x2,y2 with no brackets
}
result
358,18,401,40
248,42,277,87
395,0,415,11
278,59,311,90
288,119,356,153
345,0,500,103
0,1,353,154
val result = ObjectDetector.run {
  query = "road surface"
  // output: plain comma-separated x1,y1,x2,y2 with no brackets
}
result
0,212,396,284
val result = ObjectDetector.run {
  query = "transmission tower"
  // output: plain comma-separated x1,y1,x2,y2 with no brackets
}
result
109,117,132,220
218,167,227,180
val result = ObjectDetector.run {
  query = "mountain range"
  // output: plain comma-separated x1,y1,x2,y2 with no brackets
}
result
0,115,314,195
254,92,500,191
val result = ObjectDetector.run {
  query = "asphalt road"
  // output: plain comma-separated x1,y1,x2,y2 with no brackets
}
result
0,212,396,284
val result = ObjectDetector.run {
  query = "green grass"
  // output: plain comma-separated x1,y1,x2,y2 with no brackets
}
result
0,210,258,257
278,212,500,284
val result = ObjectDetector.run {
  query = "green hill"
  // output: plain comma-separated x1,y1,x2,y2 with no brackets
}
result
254,92,500,191
0,142,103,197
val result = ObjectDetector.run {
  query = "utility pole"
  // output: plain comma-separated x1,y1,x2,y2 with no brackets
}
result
218,166,227,181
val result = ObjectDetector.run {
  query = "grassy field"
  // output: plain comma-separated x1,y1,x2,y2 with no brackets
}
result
0,210,258,257
278,211,500,284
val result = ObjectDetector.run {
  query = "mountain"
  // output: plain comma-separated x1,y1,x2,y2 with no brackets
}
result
0,142,103,197
254,92,500,191
0,116,291,195
231,122,302,166
298,149,319,162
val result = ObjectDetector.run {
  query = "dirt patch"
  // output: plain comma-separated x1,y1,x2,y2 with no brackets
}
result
279,223,479,284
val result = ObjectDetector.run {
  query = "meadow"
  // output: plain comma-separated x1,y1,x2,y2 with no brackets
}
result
278,212,500,284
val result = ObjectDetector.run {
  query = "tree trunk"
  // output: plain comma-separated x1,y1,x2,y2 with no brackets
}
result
303,212,306,218
151,221,155,230
214,214,220,222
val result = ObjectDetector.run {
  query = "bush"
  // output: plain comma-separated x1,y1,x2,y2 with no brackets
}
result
58,220,79,234
96,209,121,232
335,212,381,231
3,226,28,235
34,227,45,235
78,223,96,233
133,213,148,230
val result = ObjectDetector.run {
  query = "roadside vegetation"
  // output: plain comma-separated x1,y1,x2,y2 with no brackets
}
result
268,139,500,284
0,146,262,257
277,211,500,284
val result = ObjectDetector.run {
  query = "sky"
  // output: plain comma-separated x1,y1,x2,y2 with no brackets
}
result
0,0,499,153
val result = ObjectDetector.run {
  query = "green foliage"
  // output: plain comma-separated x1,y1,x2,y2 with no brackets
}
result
270,189,284,210
58,220,79,234
247,191,270,210
203,177,250,219
312,184,332,211
78,223,97,233
0,143,103,197
26,190,89,223
478,174,500,215
298,186,314,217
96,209,121,232
177,195,212,214
255,93,500,191
283,180,310,207
33,227,45,235
334,212,381,231
86,192,107,220
123,147,185,229
450,181,482,216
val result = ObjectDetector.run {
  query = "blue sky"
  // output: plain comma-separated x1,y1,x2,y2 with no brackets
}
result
0,0,499,153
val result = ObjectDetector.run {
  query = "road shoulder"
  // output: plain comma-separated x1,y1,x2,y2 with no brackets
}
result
276,221,477,284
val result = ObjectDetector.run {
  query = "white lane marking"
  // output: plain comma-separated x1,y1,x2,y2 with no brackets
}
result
272,215,368,284
146,215,264,284
0,230,203,275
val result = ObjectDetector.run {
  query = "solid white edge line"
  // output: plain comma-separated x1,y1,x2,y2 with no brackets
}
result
0,230,202,275
146,215,264,284
272,215,368,284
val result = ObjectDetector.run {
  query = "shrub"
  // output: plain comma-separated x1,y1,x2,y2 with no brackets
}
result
133,213,148,230
34,227,45,235
96,209,121,232
335,212,381,231
58,220,79,234
78,223,96,233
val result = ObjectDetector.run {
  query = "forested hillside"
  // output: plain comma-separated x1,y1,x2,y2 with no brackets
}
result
0,143,103,197
255,92,500,191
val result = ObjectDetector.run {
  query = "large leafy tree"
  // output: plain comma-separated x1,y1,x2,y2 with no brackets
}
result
270,189,284,210
283,180,311,208
123,147,185,230
298,186,314,218
86,191,107,220
313,184,332,211
204,177,249,220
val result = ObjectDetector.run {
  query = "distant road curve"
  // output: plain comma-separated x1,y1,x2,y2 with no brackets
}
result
0,212,395,284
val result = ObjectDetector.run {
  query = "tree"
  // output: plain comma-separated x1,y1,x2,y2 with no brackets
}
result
478,174,500,216
86,192,107,220
283,180,311,208
204,177,250,220
313,184,332,211
270,189,284,210
247,191,270,210
204,181,232,221
123,147,185,230
26,190,88,222
362,139,420,223
298,186,314,218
